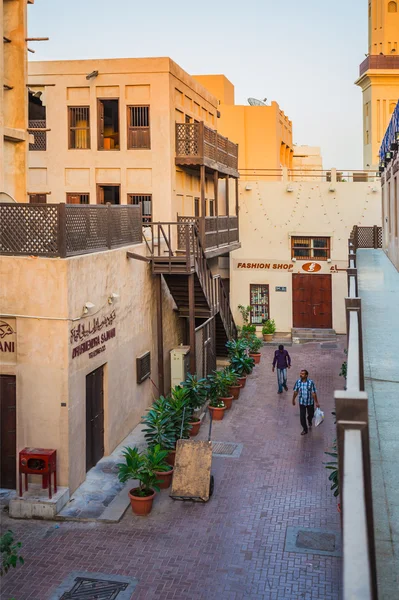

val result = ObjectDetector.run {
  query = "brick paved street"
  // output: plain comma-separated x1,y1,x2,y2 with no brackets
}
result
1,343,343,600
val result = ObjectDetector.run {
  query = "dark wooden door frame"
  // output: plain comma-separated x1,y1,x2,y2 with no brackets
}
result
96,184,121,205
86,366,105,472
97,98,120,151
0,375,17,489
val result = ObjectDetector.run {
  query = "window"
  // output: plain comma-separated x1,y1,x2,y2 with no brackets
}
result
291,236,330,260
98,99,119,150
68,107,90,149
28,92,46,151
388,1,397,13
209,199,215,217
29,194,47,204
194,197,200,217
127,194,152,223
250,284,269,324
67,193,90,204
127,106,150,149
97,185,120,204
185,114,192,124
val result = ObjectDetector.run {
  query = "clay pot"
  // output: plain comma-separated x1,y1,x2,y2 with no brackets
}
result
208,405,226,421
263,334,273,342
237,376,247,388
189,419,201,437
155,467,174,490
166,450,176,467
337,503,341,514
228,385,241,399
250,353,261,364
219,396,233,410
128,488,155,516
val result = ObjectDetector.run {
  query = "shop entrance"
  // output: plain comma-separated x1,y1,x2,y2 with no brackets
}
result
86,366,105,472
292,274,332,329
0,375,16,489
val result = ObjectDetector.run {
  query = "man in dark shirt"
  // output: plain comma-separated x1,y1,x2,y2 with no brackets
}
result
272,345,291,394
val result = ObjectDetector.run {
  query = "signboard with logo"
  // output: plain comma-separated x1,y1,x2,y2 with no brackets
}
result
233,259,347,274
70,310,117,360
0,318,16,364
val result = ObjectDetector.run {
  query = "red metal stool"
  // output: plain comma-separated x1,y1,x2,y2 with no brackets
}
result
19,448,57,499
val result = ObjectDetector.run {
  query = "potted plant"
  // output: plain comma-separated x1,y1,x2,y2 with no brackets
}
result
237,304,256,340
230,354,255,379
182,373,208,436
147,444,174,490
226,338,249,359
117,446,162,516
208,369,234,410
262,319,276,342
166,386,192,464
142,395,177,466
208,398,226,420
248,334,262,364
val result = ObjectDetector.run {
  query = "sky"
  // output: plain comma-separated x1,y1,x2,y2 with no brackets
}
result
28,0,368,169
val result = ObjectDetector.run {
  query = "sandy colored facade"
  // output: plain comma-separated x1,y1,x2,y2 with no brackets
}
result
193,75,293,176
1,0,32,203
356,0,399,169
292,146,323,179
231,170,382,334
27,58,235,219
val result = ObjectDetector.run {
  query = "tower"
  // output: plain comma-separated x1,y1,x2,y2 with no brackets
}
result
356,0,399,168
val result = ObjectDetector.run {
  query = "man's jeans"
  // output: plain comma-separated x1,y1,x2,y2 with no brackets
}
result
300,403,315,432
277,368,287,392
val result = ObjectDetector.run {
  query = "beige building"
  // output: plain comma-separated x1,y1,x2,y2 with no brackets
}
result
1,0,34,203
292,145,323,180
356,0,399,169
231,169,382,335
380,101,399,270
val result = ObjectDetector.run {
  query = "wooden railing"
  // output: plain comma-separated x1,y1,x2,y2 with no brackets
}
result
350,226,382,250
334,238,378,600
195,316,217,380
359,55,399,76
0,203,142,257
175,122,239,173
177,215,239,251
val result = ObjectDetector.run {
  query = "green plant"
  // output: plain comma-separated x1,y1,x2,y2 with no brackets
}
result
226,338,248,358
117,446,164,496
209,398,225,408
169,386,192,440
182,373,209,415
262,319,276,335
142,396,176,450
324,411,339,498
0,531,24,577
247,334,262,353
238,304,252,325
208,368,237,400
230,354,255,376
146,444,171,473
339,350,348,379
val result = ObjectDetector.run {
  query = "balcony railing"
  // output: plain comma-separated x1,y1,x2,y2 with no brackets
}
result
359,55,399,77
177,215,239,252
0,203,142,257
333,236,378,600
175,122,239,176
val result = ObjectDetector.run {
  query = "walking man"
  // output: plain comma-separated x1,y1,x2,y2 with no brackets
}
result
272,345,291,394
292,369,320,435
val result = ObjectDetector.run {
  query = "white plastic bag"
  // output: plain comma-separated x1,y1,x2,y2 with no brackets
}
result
314,407,324,427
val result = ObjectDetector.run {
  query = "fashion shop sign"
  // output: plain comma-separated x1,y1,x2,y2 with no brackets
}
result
233,260,294,271
70,310,116,360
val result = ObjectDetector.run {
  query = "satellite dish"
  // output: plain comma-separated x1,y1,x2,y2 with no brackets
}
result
0,192,17,204
247,97,267,106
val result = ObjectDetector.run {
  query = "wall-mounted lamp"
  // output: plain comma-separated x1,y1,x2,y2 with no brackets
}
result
286,185,294,193
245,184,252,191
82,301,96,315
327,258,332,263
329,185,336,193
371,186,379,193
86,70,99,80
292,257,297,262
108,292,120,305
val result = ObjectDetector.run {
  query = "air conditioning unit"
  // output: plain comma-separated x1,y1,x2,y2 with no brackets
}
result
170,346,190,388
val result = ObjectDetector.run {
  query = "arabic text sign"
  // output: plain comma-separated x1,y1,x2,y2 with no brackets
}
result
0,318,16,363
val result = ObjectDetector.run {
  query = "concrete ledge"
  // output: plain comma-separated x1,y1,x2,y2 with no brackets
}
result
10,484,69,520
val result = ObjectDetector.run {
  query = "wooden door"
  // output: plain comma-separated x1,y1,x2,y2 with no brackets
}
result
292,274,332,329
0,375,16,489
86,366,104,472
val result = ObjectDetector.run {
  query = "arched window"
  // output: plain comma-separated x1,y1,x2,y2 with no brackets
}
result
388,1,397,13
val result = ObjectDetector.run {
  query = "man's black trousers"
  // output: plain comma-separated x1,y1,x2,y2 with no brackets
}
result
300,403,315,432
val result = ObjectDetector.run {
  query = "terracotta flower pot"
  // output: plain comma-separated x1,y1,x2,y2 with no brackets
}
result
237,376,247,388
250,353,261,364
128,488,155,516
155,467,174,490
228,384,241,399
189,419,201,437
208,405,226,420
263,333,273,342
166,450,176,467
337,503,341,513
219,395,233,410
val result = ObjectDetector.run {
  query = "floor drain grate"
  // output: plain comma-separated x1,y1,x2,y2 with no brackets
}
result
320,343,338,349
211,441,243,457
284,527,341,557
51,572,138,600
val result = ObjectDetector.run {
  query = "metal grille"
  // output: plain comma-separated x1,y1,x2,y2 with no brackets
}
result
127,194,152,223
29,119,46,151
0,204,58,255
291,236,330,260
195,317,216,380
211,441,242,457
60,576,128,599
68,107,90,149
127,106,150,149
136,351,151,384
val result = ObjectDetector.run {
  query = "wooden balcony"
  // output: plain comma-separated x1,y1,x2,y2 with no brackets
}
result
177,215,240,258
359,55,399,77
175,122,239,178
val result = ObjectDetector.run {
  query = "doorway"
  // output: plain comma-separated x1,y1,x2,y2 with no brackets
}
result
97,185,120,205
292,274,332,329
86,366,105,472
0,375,16,489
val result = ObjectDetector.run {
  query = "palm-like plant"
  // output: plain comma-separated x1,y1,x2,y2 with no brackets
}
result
117,446,162,497
181,373,209,415
169,386,191,439
142,396,176,450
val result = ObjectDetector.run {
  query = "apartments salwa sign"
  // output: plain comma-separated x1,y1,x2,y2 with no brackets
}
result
70,310,117,360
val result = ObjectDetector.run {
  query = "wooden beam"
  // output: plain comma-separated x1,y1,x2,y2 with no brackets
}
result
200,164,206,243
225,176,230,216
25,37,49,41
156,275,165,396
214,170,219,217
126,251,150,263
188,274,196,375
235,177,239,217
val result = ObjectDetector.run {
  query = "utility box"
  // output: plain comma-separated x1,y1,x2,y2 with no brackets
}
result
170,346,190,388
